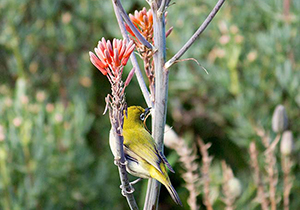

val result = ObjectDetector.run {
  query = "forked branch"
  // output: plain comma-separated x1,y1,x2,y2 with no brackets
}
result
113,0,153,49
165,0,226,69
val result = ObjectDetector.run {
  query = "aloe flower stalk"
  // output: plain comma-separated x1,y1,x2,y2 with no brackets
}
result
89,37,138,210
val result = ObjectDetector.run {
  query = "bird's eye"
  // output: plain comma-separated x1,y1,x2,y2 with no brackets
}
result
140,113,145,121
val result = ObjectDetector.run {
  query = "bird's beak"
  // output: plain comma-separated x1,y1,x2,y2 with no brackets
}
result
144,107,151,117
143,107,152,133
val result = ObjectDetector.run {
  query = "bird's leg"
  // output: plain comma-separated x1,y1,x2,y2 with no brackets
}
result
114,157,133,196
120,178,143,196
130,178,143,185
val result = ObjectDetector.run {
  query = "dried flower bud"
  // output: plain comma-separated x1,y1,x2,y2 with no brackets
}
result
164,125,180,149
272,105,288,133
227,177,242,199
280,130,294,156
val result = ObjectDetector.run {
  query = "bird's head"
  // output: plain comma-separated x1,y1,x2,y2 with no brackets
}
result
124,106,151,129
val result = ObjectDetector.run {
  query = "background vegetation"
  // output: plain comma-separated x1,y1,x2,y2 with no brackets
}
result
0,0,299,209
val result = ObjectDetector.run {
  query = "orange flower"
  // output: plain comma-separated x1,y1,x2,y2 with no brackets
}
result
89,38,135,78
126,7,153,43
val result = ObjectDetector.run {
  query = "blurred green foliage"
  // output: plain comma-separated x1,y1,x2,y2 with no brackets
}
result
0,0,299,209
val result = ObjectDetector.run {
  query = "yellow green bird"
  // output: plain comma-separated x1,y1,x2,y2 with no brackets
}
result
109,106,182,206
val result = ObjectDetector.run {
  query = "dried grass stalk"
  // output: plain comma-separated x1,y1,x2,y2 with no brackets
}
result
198,138,213,210
164,126,200,210
249,142,269,210
221,161,235,210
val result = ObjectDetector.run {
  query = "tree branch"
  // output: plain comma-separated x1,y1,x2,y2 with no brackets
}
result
113,0,153,49
112,1,153,108
165,0,225,69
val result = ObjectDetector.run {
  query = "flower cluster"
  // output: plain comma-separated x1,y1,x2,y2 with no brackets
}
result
89,38,135,83
126,7,153,44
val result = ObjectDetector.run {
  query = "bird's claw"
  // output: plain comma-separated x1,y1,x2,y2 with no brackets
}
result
120,183,135,196
113,157,121,166
114,158,128,167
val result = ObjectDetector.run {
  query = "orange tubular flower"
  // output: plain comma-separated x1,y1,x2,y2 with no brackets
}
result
126,7,153,44
89,38,135,83
126,7,171,45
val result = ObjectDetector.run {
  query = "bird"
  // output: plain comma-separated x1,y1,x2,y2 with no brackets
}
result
109,106,182,206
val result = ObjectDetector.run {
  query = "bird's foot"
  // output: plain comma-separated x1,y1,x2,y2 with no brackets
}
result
114,157,128,167
120,183,135,196
113,157,120,166
130,178,143,185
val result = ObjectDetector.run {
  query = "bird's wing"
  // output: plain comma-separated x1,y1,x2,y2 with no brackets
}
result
123,128,163,173
157,150,175,173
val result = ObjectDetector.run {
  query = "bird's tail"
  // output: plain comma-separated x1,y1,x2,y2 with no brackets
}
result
165,182,183,206
150,162,182,206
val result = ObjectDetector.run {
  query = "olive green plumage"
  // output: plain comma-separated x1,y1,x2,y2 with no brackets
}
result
109,106,182,206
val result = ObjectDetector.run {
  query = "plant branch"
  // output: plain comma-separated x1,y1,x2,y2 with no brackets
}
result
158,0,168,15
111,122,139,210
107,88,139,210
143,1,168,209
112,1,153,108
113,0,153,49
165,0,225,69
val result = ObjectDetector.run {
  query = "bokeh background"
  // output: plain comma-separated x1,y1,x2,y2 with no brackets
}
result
0,0,299,209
